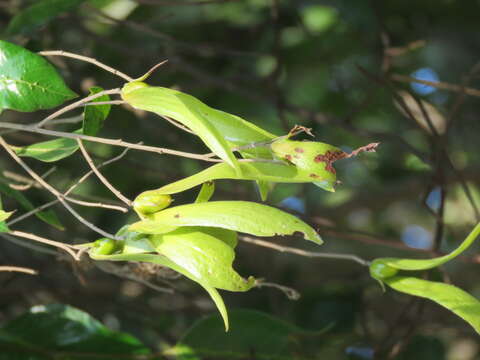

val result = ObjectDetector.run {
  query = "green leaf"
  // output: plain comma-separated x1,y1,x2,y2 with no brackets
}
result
11,137,79,163
129,200,322,244
121,82,242,174
195,181,215,203
82,86,111,136
0,304,150,358
370,222,480,280
0,41,77,113
90,251,232,331
0,196,12,233
384,276,480,334
0,180,64,230
167,309,322,360
6,0,84,35
150,226,254,291
149,161,336,196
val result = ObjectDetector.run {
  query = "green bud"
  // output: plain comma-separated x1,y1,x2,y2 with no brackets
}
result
369,260,399,280
133,191,172,217
91,238,121,255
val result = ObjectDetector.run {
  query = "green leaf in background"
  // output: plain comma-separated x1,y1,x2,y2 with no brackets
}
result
11,137,79,163
0,304,150,359
82,86,111,136
0,180,64,230
0,40,77,113
129,200,322,244
194,181,215,203
90,251,232,331
6,0,84,35
370,222,480,280
167,309,322,360
121,82,242,174
384,276,480,334
0,195,13,233
145,161,337,196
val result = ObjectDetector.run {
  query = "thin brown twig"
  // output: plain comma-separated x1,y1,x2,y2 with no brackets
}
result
0,265,38,275
38,50,133,82
77,139,132,206
35,89,122,128
0,121,222,162
239,236,370,266
7,148,132,227
8,230,79,260
0,136,119,240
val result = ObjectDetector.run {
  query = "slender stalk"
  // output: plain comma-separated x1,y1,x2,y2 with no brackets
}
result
77,139,132,206
0,121,221,162
0,265,37,275
39,50,133,82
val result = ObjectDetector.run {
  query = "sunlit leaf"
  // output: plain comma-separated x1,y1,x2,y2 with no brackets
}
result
385,276,480,334
89,251,232,331
149,161,336,196
0,304,150,357
6,0,84,35
11,137,79,163
129,201,322,244
150,227,254,291
0,40,77,113
121,82,241,173
370,222,480,280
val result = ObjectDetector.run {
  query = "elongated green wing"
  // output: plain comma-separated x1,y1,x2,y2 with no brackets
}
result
385,276,480,334
129,200,322,244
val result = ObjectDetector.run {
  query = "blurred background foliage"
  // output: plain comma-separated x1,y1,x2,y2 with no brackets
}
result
1,0,480,358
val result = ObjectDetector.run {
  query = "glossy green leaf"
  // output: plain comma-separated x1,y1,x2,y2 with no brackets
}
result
82,86,111,136
0,180,64,230
150,227,254,291
90,251,231,331
370,222,480,280
195,181,215,203
168,309,319,360
0,41,77,113
6,0,84,35
11,137,79,163
129,200,322,244
121,82,241,173
0,304,150,358
384,276,480,334
149,161,336,196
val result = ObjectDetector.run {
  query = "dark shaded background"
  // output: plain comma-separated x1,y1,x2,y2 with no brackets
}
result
1,0,480,358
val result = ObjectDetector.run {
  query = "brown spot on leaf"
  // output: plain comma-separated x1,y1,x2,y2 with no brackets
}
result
309,173,319,178
294,147,304,153
314,150,346,174
285,154,292,161
174,214,180,218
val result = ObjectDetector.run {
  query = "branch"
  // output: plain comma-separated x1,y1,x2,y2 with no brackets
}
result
391,74,480,97
7,148,132,227
0,265,37,275
0,122,221,162
0,136,119,240
239,236,370,266
35,89,122,128
39,50,133,82
77,139,132,206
